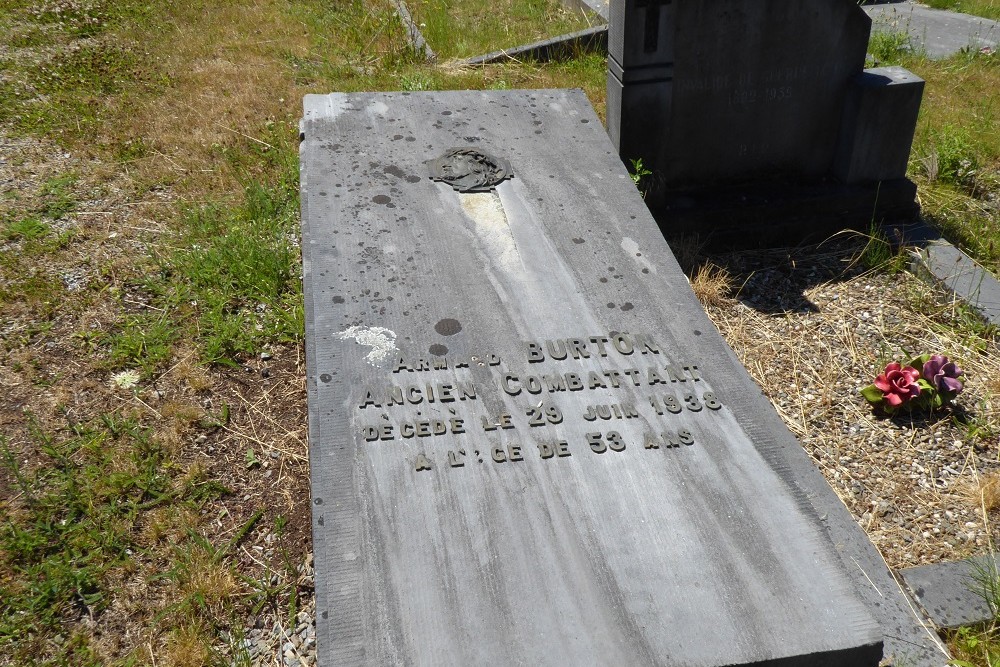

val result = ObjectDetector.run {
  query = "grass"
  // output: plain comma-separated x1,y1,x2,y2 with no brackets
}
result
864,22,1000,272
0,0,611,663
0,0,996,662
406,0,598,59
922,0,1000,21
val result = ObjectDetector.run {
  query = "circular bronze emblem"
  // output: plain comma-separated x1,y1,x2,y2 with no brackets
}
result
425,147,513,193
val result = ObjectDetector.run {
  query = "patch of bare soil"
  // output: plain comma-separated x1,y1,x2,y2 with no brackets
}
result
0,130,314,665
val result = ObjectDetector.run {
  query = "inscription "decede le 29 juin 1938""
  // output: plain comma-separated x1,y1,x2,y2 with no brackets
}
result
354,332,722,473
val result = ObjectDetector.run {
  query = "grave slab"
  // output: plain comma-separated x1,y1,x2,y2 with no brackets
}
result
299,89,886,666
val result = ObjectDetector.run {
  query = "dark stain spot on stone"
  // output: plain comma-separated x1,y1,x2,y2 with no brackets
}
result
392,134,403,140
608,266,615,272
332,144,342,151
442,110,452,115
693,329,702,336
580,119,590,123
600,277,608,283
314,498,323,505
321,611,328,619
642,268,650,274
463,136,480,143
406,174,421,183
435,318,462,336
621,302,634,311
429,343,449,356
384,165,406,179
320,373,332,383
535,130,542,135
319,191,328,196
372,194,391,205
405,136,416,142
635,252,642,257
332,296,345,304
607,302,616,309
317,516,324,526
533,120,542,126
572,237,585,244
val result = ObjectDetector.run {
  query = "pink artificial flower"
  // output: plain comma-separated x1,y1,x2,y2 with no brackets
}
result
873,362,921,407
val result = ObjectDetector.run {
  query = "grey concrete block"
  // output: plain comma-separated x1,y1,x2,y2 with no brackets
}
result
300,89,891,666
834,67,924,185
902,555,1000,628
914,239,1000,325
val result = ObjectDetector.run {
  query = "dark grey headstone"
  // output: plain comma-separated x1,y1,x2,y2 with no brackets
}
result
901,555,1000,628
609,0,871,187
605,0,924,243
300,89,885,666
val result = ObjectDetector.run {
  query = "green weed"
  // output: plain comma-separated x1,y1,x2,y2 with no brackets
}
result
868,29,914,66
109,313,177,376
39,173,78,220
3,216,50,241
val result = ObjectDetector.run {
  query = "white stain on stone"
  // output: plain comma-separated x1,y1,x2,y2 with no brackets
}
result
335,325,398,366
621,237,657,275
368,100,390,116
460,191,522,272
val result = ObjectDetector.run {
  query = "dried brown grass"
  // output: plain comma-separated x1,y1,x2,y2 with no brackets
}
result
690,261,734,308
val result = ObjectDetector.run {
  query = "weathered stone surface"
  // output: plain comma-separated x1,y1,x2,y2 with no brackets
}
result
300,89,885,666
901,555,1000,629
834,66,925,184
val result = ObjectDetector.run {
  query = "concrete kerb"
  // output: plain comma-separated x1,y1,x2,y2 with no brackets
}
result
463,25,608,66
901,554,1000,629
902,225,1000,326
391,0,436,62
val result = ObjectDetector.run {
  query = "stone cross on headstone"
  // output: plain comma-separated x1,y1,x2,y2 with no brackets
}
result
636,0,670,53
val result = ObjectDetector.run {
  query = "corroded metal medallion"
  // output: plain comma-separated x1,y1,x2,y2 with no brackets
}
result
425,147,513,193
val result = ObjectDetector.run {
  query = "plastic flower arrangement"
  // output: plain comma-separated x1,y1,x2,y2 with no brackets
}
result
861,354,964,414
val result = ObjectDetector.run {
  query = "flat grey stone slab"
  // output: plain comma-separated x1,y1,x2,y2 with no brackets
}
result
464,25,607,65
300,89,890,666
901,555,1000,628
865,1,999,58
915,239,1000,325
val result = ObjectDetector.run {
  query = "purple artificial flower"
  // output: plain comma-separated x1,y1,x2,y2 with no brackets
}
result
922,354,964,394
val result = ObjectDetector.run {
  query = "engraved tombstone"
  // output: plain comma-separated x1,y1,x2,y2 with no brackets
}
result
606,0,925,243
300,89,887,666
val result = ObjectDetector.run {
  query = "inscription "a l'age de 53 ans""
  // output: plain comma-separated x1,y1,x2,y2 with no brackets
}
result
413,428,696,472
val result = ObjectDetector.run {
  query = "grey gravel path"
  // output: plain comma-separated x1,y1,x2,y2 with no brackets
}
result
865,1,999,58
560,0,999,59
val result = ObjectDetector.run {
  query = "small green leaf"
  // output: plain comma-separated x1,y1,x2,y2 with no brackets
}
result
860,385,885,404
